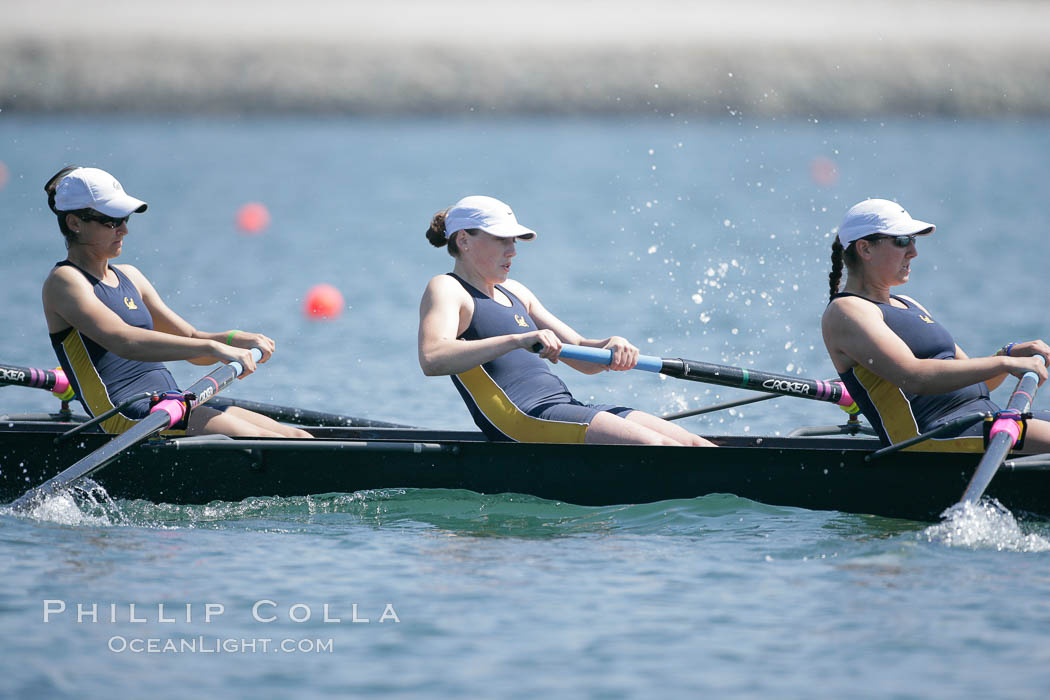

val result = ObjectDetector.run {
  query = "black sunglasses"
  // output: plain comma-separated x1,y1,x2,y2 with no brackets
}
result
866,234,917,248
76,211,130,229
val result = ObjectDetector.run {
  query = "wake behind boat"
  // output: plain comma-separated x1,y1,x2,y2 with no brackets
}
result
3,408,1050,523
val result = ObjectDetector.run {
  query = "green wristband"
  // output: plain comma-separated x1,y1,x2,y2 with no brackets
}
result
226,330,241,346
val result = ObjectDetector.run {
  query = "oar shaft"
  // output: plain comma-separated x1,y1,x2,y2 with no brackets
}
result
16,411,175,507
554,344,855,408
9,351,259,512
663,393,777,421
960,368,1041,504
664,358,852,406
209,397,411,428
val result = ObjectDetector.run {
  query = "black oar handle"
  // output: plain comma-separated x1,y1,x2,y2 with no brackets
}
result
663,358,855,407
548,344,856,409
9,349,263,513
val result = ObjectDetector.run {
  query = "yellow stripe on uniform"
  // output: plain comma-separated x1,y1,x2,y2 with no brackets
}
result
60,330,185,437
61,330,139,435
456,365,589,443
853,366,984,453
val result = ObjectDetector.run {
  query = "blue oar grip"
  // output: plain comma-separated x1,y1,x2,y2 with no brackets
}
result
229,348,264,377
555,344,663,373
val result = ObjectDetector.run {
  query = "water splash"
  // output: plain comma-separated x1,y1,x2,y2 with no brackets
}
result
921,499,1050,552
10,479,124,527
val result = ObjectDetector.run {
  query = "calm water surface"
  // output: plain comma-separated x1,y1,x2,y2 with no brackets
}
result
2,116,1050,698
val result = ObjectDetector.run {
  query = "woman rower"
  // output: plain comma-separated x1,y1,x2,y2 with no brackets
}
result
822,198,1050,452
42,165,311,438
418,195,713,446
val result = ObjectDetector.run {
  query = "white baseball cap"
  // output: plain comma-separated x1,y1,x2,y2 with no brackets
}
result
836,198,934,247
54,167,148,216
444,195,536,240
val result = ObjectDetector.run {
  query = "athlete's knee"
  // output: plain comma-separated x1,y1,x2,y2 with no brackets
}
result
684,434,716,447
244,426,286,438
639,433,682,446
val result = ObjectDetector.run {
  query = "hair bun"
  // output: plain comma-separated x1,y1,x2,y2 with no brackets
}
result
425,210,450,248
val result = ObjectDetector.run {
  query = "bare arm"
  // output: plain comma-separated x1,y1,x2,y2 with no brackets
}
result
950,344,1011,391
977,340,1050,391
417,275,554,376
43,266,257,374
505,280,639,374
896,294,1040,391
822,296,1047,393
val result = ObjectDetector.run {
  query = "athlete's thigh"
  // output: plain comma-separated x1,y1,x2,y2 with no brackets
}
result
186,406,280,437
585,411,676,445
222,406,309,436
624,410,714,446
1018,416,1050,454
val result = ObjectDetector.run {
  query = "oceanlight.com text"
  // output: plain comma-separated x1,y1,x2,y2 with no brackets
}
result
108,636,334,654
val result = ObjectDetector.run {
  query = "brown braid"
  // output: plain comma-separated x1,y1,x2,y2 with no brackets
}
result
828,238,844,299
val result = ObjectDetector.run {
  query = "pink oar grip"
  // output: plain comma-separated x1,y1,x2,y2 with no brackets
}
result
836,383,855,408
989,416,1022,446
52,368,70,396
150,398,187,429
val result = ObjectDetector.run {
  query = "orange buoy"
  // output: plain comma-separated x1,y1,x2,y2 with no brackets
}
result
235,202,270,234
303,284,344,320
809,156,839,187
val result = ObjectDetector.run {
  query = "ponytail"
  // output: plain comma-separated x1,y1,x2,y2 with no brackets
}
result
828,238,844,299
425,209,450,249
828,237,863,300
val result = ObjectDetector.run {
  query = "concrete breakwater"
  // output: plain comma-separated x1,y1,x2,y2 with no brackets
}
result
3,0,1049,117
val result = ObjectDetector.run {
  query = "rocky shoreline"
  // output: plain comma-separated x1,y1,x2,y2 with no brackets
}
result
4,1,1049,117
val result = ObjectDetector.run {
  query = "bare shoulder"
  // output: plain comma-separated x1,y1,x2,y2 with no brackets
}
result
896,294,932,314
822,295,881,330
422,273,470,307
43,263,88,296
41,264,95,328
425,273,466,295
500,278,538,306
113,263,147,285
112,262,141,275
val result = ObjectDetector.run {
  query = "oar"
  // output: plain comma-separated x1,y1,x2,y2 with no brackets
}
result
9,349,262,513
209,396,412,428
0,362,75,400
958,365,1043,505
663,393,778,420
549,344,859,411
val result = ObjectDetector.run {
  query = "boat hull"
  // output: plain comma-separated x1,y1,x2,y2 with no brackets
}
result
1,420,1044,522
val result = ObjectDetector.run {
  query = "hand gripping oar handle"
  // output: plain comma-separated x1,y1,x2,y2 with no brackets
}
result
147,348,260,426
550,344,857,410
959,362,1043,505
9,349,262,512
0,362,74,400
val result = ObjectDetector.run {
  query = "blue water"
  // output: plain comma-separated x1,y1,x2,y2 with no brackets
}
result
3,116,1050,698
